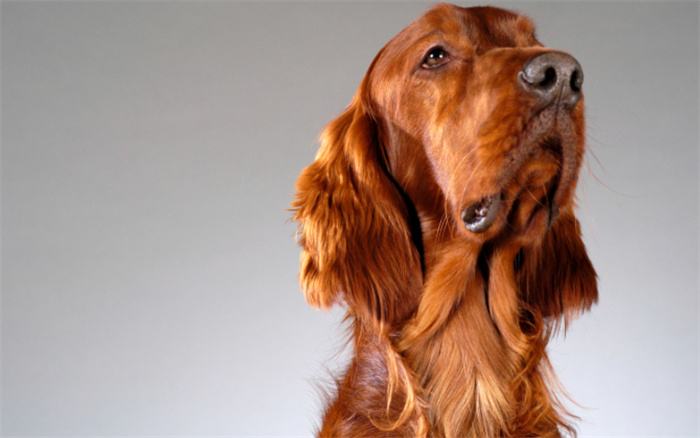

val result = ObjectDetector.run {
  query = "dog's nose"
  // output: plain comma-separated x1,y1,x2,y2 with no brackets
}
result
519,52,583,109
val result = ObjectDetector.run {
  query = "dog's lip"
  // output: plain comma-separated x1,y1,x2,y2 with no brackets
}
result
461,193,502,233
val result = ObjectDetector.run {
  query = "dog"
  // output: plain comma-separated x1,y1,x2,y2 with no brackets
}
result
292,4,598,437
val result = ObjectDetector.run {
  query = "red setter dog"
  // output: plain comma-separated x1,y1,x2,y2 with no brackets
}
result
292,4,597,437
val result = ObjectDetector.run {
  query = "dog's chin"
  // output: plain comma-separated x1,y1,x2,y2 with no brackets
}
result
461,159,564,239
460,123,578,238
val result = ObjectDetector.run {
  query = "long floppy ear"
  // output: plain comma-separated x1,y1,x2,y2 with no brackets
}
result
518,210,598,329
292,93,422,326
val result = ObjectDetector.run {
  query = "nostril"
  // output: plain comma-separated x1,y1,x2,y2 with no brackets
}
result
570,69,583,93
571,69,583,93
541,67,557,88
519,63,556,89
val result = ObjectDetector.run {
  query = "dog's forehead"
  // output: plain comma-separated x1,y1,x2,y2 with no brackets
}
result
461,6,536,46
390,4,536,52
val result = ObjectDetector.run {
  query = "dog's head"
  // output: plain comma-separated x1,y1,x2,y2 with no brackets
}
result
366,4,587,243
293,4,596,328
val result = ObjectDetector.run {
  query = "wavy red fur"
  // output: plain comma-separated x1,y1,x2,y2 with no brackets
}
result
292,4,598,437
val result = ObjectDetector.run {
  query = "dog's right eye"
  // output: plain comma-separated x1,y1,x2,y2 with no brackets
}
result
422,47,450,68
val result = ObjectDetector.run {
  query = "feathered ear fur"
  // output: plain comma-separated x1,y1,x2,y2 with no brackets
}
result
292,93,422,326
519,210,598,329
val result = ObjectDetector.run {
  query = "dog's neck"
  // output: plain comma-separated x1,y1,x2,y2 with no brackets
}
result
398,231,566,436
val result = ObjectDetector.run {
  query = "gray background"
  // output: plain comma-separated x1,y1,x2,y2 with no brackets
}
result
2,1,697,436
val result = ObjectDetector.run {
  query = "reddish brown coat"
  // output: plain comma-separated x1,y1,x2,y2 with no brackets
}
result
293,4,598,437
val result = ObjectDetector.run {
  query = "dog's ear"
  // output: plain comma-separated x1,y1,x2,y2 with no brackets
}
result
518,211,598,329
292,92,422,325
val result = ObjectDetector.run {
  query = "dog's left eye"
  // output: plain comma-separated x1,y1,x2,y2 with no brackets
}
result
422,47,450,68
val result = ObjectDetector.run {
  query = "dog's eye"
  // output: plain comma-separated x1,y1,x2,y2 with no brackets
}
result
422,47,450,68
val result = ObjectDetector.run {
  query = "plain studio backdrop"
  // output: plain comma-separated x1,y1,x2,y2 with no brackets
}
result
2,1,697,436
